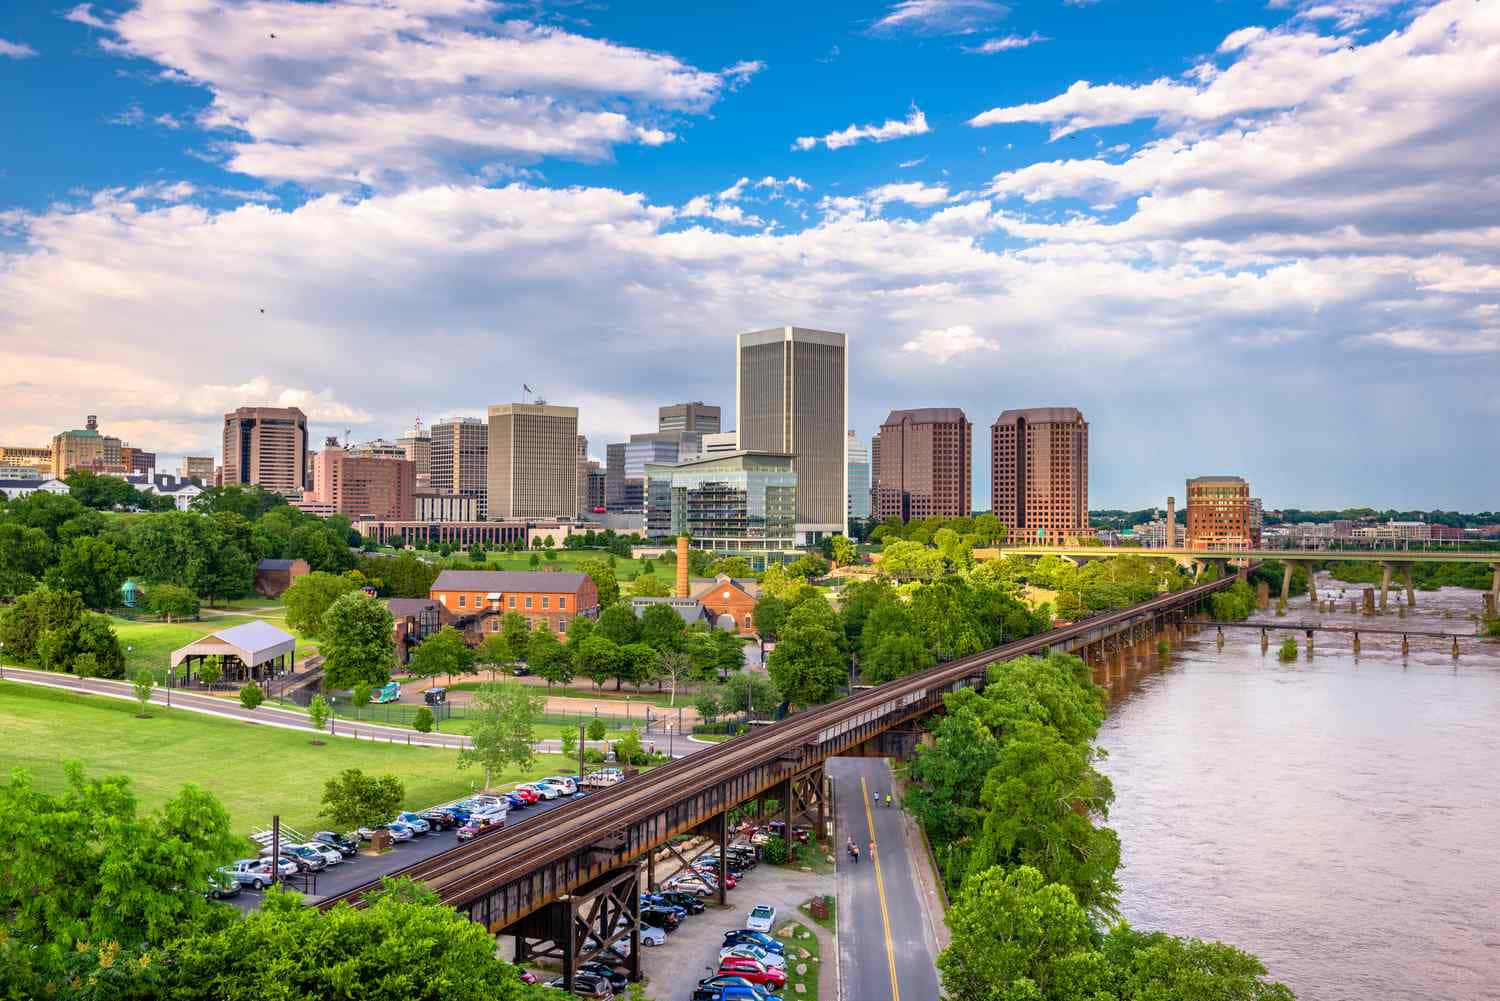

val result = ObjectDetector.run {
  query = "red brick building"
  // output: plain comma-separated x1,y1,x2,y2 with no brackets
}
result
991,407,1092,545
310,449,415,520
253,558,310,598
872,408,972,522
1186,476,1252,550
429,569,599,639
692,575,761,635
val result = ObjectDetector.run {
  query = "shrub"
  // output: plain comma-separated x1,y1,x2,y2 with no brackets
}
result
1277,638,1299,662
413,707,434,733
1156,638,1170,656
761,836,791,865
352,682,372,709
307,694,330,732
583,748,606,764
561,726,578,757
239,682,263,709
587,717,607,741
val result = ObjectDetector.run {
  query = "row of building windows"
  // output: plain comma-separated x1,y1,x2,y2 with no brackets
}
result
447,593,569,611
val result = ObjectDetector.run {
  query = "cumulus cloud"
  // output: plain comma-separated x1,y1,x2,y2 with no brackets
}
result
0,37,38,58
867,181,951,207
966,32,1048,53
871,0,1010,36
900,324,1000,362
795,107,929,151
67,0,752,190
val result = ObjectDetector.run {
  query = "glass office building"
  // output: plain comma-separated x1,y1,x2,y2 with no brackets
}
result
846,431,871,521
645,451,797,564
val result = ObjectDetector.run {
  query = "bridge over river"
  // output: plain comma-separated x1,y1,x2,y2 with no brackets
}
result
316,575,1239,991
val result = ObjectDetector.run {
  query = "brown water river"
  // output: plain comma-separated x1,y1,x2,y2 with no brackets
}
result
1099,581,1500,1001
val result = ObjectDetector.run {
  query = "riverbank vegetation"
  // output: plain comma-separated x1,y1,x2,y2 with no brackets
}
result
1322,559,1495,591
905,650,1294,1000
1211,579,1258,621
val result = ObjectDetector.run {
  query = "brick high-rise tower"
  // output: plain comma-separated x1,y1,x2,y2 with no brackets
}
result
991,407,1091,545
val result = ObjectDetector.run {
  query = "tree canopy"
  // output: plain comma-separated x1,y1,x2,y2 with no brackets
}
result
319,592,395,690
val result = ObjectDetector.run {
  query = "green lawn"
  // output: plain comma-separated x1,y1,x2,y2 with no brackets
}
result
444,680,690,708
0,681,576,836
776,919,824,1000
108,613,321,682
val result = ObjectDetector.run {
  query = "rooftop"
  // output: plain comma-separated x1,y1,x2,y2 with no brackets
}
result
993,407,1085,425
882,407,968,426
431,569,591,593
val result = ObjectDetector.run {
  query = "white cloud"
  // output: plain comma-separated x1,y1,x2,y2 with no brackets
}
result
795,107,929,151
867,182,951,207
0,37,38,58
755,176,810,194
871,0,1009,36
966,32,1048,53
70,0,753,190
108,103,146,126
898,157,928,169
900,324,1000,362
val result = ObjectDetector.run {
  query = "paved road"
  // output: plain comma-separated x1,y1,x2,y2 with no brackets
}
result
829,757,943,1001
0,666,709,758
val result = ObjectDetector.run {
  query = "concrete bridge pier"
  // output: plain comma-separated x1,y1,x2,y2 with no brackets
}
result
1257,581,1270,611
1452,636,1460,659
1363,587,1375,616
1485,592,1497,620
1305,562,1320,607
1490,564,1500,611
1402,563,1416,609
1260,628,1269,653
1281,562,1294,605
1216,626,1225,649
1305,629,1315,656
1352,631,1361,655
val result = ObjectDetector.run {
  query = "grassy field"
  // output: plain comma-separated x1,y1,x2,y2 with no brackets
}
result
0,681,576,836
444,680,689,708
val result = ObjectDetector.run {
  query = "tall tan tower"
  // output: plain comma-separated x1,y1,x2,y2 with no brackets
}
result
1165,496,1176,549
676,535,690,598
221,406,308,496
486,403,579,520
990,407,1091,545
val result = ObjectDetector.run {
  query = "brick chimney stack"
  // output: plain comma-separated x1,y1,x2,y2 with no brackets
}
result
1166,496,1176,550
676,536,690,598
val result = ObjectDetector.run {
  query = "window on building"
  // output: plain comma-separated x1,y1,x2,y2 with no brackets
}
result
559,596,567,610
508,595,516,609
558,617,567,631
542,596,550,609
489,618,499,632
525,596,533,609
457,595,466,608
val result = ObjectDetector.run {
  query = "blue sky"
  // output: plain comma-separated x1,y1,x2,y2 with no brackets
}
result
2,0,1497,510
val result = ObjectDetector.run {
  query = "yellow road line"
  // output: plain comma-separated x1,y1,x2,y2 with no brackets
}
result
860,775,901,1001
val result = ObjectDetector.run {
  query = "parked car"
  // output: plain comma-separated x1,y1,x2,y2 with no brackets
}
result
692,976,779,1001
745,904,776,933
205,867,242,899
422,686,447,706
301,841,343,866
720,944,786,970
510,786,541,805
502,792,529,810
371,680,401,703
457,815,505,842
665,874,714,896
544,972,612,998
421,807,459,830
611,919,666,947
717,957,785,989
518,969,538,985
384,822,415,842
313,831,358,856
227,859,274,891
534,779,572,798
577,962,628,994
395,811,431,834
283,845,327,871
539,775,578,795
722,930,785,956
639,906,681,931
518,782,558,801
692,865,736,888
652,890,706,914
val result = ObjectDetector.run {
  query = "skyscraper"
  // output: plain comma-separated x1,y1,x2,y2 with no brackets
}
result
991,407,1091,545
52,415,124,477
179,456,215,483
396,419,432,491
221,406,308,496
310,448,415,520
658,401,721,435
847,431,871,521
736,326,847,542
874,408,971,521
430,417,488,519
1187,476,1253,550
487,403,578,520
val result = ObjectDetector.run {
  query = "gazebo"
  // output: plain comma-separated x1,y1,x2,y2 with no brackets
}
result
170,621,296,687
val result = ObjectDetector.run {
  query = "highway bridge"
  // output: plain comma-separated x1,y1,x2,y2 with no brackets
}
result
317,574,1238,990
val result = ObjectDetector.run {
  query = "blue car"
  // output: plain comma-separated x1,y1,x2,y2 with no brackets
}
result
640,895,687,920
503,792,528,810
693,975,778,1000
722,930,786,955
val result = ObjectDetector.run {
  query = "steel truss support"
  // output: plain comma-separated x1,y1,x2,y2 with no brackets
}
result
504,865,641,991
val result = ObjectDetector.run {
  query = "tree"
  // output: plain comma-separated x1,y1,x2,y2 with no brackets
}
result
0,521,51,600
133,668,156,717
529,552,540,569
529,622,572,686
239,683,263,709
708,627,745,679
579,558,620,608
561,725,578,757
596,602,641,646
906,704,1005,849
830,534,856,567
477,611,531,681
282,572,360,638
408,625,476,687
577,634,623,690
352,682,372,711
862,631,935,684
640,601,686,652
468,544,485,562
587,716,607,741
711,556,753,578
459,683,547,789
413,707,434,733
0,764,238,955
320,592,395,690
878,540,947,582
618,641,658,690
752,594,789,642
614,726,647,765
717,673,780,718
766,622,845,708
307,694,330,732
966,721,1121,917
0,588,125,677
319,768,405,832
197,658,222,686
631,572,670,597
937,866,1102,1001
44,536,128,610
694,690,723,724
1097,925,1296,1001
143,582,200,622
655,649,693,706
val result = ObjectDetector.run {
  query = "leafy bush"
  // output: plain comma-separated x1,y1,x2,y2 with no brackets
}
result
239,682,263,709
413,707,434,733
1277,638,1299,662
761,836,791,865
583,748,606,764
1156,638,1170,656
587,717,607,741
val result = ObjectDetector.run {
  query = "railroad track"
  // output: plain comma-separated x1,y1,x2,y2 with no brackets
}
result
318,576,1231,911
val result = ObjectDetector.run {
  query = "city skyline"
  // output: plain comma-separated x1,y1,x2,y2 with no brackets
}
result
3,1,1498,510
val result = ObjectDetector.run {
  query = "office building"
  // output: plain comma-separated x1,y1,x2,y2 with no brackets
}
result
0,446,53,478
991,407,1091,545
179,456,215,483
646,450,797,567
221,406,308,496
736,326,847,542
606,432,697,513
698,431,738,458
310,448,415,520
487,403,578,520
847,431,871,522
580,459,605,514
1248,497,1264,547
873,408,971,522
396,419,433,491
430,417,488,519
121,446,156,475
0,465,40,480
348,438,405,461
576,435,591,516
52,416,124,477
1186,476,1253,550
414,492,479,522
659,401,721,435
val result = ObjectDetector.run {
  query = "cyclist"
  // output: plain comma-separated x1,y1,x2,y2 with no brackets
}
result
885,793,892,807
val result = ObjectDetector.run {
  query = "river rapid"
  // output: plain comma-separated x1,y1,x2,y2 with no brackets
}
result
1098,580,1500,1001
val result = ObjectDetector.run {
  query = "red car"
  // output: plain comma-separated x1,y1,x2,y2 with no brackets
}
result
510,786,540,805
717,957,786,989
457,816,504,841
693,866,737,889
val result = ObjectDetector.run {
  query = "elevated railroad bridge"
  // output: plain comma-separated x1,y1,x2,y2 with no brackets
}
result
317,575,1239,990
